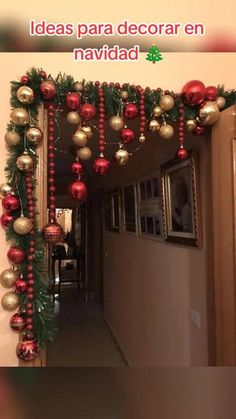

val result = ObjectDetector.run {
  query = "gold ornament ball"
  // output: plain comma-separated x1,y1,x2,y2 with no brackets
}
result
139,133,146,144
10,108,30,126
153,105,163,117
120,91,129,100
159,124,174,139
216,96,226,110
1,292,20,312
81,125,93,139
74,82,83,92
0,183,12,198
16,86,34,104
73,130,88,147
114,148,129,166
78,147,92,161
5,131,21,146
0,269,18,288
186,119,197,132
199,101,220,126
148,119,160,132
109,116,124,131
67,111,81,125
13,216,32,235
16,152,34,173
25,126,43,146
159,94,175,111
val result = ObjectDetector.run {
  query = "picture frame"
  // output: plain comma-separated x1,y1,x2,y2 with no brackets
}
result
161,151,201,247
122,183,138,234
138,173,160,203
111,190,121,232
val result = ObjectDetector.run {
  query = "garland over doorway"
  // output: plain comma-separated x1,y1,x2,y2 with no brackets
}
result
1,67,236,362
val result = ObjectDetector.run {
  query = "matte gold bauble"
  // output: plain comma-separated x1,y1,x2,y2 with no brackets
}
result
139,133,146,143
74,82,83,92
216,96,226,110
159,124,174,139
109,116,124,131
5,131,21,146
186,119,197,132
73,130,88,147
148,119,160,132
66,111,82,125
199,101,220,125
16,86,34,104
159,94,175,111
153,105,163,117
0,268,18,288
10,108,30,126
120,90,129,100
1,292,20,312
114,148,129,166
81,125,93,139
78,147,92,160
25,126,43,146
0,183,12,198
13,216,32,235
16,152,34,172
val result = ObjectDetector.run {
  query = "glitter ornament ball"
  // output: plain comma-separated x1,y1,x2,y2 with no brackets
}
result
10,313,26,332
80,103,96,120
16,86,34,104
73,130,88,147
5,131,21,146
10,108,30,126
7,246,26,264
0,268,18,288
159,94,175,111
2,194,20,211
42,222,64,244
40,80,56,100
1,292,20,312
69,181,87,201
13,216,32,235
66,92,81,110
159,124,174,139
66,111,82,125
78,147,92,161
93,157,110,175
120,127,135,144
109,116,124,131
16,339,40,362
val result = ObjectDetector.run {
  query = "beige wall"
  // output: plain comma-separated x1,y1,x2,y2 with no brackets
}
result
0,52,235,365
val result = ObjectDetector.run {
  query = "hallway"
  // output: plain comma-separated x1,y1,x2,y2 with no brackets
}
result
47,287,126,367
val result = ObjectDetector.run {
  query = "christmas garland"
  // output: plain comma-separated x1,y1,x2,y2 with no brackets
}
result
1,67,236,363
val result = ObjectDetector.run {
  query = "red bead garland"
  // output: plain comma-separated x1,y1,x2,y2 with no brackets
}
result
176,103,188,160
48,104,56,222
138,87,146,142
93,86,110,175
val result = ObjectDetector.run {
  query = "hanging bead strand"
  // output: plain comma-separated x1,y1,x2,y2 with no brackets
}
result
176,103,188,160
138,86,146,143
93,86,110,175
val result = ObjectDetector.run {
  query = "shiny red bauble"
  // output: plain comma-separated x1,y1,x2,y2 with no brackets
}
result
7,246,26,264
15,279,27,294
16,339,40,362
0,213,14,228
42,222,64,244
2,195,20,211
181,80,206,106
70,161,83,175
124,103,138,119
10,313,26,331
21,75,30,85
80,103,96,120
66,92,81,110
93,157,110,175
176,147,189,160
193,126,205,136
120,127,135,144
205,86,217,101
39,70,47,79
40,80,56,100
69,181,87,201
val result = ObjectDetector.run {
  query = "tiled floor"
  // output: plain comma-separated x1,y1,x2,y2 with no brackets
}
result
47,286,126,367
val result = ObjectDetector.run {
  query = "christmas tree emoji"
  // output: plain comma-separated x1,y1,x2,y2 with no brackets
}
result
146,44,163,63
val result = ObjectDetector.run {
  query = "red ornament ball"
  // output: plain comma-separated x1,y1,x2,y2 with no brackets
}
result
39,70,47,79
181,80,206,106
21,75,30,85
205,86,217,101
10,313,26,331
66,92,81,111
193,126,205,136
16,339,40,362
40,80,56,100
69,181,87,201
2,195,20,211
80,103,96,120
120,127,135,144
7,246,26,264
124,103,138,119
70,161,83,175
42,222,64,244
176,147,188,160
93,157,110,175
15,279,27,294
0,213,14,228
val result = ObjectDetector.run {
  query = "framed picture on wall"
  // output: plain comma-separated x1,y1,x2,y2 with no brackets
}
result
111,190,121,232
103,193,112,231
138,207,163,240
161,151,201,247
122,183,138,233
138,173,160,203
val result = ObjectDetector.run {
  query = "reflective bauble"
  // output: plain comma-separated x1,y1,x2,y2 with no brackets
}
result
80,103,96,120
42,222,64,244
66,92,81,110
13,216,32,235
114,148,129,166
5,131,21,146
16,339,40,362
16,86,34,104
124,103,138,119
159,124,174,139
109,116,124,131
1,292,20,312
69,181,87,201
93,157,110,175
78,147,92,161
16,152,34,172
40,80,56,100
10,313,26,331
25,127,43,146
0,268,18,288
181,80,206,106
199,101,220,125
73,130,88,147
159,94,175,111
7,246,26,264
10,108,30,126
66,111,82,125
120,127,135,144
